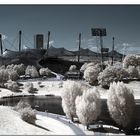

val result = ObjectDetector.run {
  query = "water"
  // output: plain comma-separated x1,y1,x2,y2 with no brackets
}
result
0,95,65,115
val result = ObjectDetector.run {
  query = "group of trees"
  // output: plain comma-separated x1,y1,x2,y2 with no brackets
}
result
80,54,140,87
61,80,135,133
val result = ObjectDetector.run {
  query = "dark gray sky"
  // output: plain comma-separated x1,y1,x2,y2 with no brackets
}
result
0,5,140,54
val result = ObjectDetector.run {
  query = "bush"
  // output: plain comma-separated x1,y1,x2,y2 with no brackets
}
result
39,67,51,76
19,107,36,124
8,70,19,81
98,65,128,87
80,62,96,73
0,69,9,87
126,66,139,79
83,64,101,85
123,54,140,68
61,80,85,120
13,64,26,75
14,100,36,124
75,88,101,127
107,82,135,131
14,100,31,111
4,80,20,92
25,82,37,93
69,65,77,71
25,65,39,78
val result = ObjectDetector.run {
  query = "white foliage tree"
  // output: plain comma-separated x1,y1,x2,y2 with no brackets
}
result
126,66,139,79
25,65,39,78
123,54,139,68
39,67,51,76
69,65,77,71
4,80,19,92
80,62,97,73
61,80,85,121
83,64,101,85
75,88,101,127
8,70,19,81
0,69,9,87
107,82,135,130
98,65,128,87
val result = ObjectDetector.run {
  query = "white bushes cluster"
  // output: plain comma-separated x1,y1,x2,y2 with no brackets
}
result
61,80,85,120
25,65,39,78
83,64,101,84
107,82,135,129
123,54,140,68
6,64,25,76
98,66,128,87
75,88,101,126
69,65,77,71
39,67,51,76
4,80,19,92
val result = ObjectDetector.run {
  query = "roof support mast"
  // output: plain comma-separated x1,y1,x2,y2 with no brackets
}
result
19,30,22,52
78,33,81,62
0,34,3,55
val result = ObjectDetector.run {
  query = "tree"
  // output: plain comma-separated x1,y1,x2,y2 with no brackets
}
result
61,80,85,121
75,88,101,128
0,69,9,87
83,64,101,85
80,62,96,73
98,65,128,88
69,65,77,71
8,70,19,81
39,67,51,76
25,65,39,78
123,54,139,68
126,66,139,79
107,82,135,132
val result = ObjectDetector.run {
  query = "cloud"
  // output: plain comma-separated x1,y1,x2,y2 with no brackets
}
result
116,42,140,54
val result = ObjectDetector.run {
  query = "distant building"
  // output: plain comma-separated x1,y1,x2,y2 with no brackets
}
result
35,34,44,49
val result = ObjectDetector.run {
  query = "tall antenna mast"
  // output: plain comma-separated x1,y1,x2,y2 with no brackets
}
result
78,33,81,62
0,34,3,55
111,37,115,66
47,31,50,56
19,30,22,52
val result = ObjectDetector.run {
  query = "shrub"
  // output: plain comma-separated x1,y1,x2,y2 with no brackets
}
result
39,67,51,76
75,88,101,127
80,62,96,73
25,82,37,93
19,107,36,124
14,100,36,124
0,69,9,87
13,64,26,75
126,66,139,79
83,64,101,85
69,65,77,71
107,82,135,131
14,100,31,111
4,80,20,92
123,54,140,68
25,65,39,78
61,80,85,121
98,65,128,87
8,70,19,81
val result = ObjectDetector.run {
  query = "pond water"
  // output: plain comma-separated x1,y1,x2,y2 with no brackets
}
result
0,95,65,115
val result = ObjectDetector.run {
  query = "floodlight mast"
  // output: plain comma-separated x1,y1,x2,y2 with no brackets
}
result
111,37,115,66
91,28,107,70
19,30,22,52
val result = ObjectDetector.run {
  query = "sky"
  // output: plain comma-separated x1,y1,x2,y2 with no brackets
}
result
0,5,140,54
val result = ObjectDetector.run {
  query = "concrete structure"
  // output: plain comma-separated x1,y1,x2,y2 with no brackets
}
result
35,34,44,49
